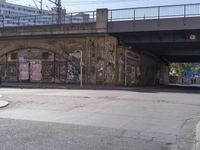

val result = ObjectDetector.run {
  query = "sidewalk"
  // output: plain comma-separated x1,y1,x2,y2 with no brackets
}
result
1,82,66,89
0,82,135,90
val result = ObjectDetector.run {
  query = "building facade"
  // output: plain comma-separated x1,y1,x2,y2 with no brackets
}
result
0,0,46,17
0,0,92,27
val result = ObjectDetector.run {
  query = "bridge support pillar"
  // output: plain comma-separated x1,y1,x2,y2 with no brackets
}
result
96,9,108,33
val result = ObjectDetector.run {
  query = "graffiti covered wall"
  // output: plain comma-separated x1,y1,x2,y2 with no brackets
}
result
86,38,97,84
86,36,118,85
105,37,117,84
125,49,141,86
116,47,125,85
0,35,130,85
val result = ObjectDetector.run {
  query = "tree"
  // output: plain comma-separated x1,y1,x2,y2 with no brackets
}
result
170,63,200,76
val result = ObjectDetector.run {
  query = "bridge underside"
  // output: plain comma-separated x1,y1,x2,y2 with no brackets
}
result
114,29,200,63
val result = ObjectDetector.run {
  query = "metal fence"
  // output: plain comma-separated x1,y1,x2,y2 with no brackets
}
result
109,3,200,21
1,3,200,27
0,11,96,27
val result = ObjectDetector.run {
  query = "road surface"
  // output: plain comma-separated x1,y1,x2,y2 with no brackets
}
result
0,87,200,150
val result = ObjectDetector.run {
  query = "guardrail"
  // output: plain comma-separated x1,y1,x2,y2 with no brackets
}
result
0,11,96,27
109,3,200,21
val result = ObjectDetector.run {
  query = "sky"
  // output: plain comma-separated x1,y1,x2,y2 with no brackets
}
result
6,0,200,12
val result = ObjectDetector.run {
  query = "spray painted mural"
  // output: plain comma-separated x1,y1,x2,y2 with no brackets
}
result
0,36,143,85
105,38,116,84
55,63,67,82
85,37,117,84
67,53,80,82
125,49,141,86
87,39,97,83
96,39,105,83
117,48,125,85
97,56,104,82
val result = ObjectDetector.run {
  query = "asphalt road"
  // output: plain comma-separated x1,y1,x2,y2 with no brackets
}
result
0,86,200,150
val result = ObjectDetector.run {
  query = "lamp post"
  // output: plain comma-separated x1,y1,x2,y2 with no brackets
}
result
79,50,83,88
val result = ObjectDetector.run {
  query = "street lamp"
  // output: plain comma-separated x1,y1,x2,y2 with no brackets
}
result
79,50,83,88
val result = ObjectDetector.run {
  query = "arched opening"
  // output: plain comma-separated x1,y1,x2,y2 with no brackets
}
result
0,48,81,84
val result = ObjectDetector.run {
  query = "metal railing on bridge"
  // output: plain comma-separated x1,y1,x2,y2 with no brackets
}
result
0,11,96,28
109,3,200,21
1,3,200,27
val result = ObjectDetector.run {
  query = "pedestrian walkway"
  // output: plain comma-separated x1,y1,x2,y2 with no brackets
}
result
0,82,133,90
1,82,66,89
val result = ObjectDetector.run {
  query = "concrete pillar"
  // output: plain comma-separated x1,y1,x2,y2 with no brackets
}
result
162,65,169,85
96,9,108,33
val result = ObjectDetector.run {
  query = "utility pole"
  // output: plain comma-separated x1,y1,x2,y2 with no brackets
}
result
32,0,43,14
48,0,62,24
57,0,62,24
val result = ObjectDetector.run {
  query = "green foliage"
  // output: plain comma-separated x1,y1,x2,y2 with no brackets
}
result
170,63,200,76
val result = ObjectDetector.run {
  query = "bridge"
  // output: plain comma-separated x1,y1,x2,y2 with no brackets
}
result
0,3,200,85
108,3,200,62
1,3,200,62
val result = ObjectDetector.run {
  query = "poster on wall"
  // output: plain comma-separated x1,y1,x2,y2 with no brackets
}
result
19,63,29,80
30,60,42,81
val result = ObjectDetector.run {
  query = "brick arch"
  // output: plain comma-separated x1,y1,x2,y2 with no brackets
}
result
0,37,86,58
0,47,56,59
